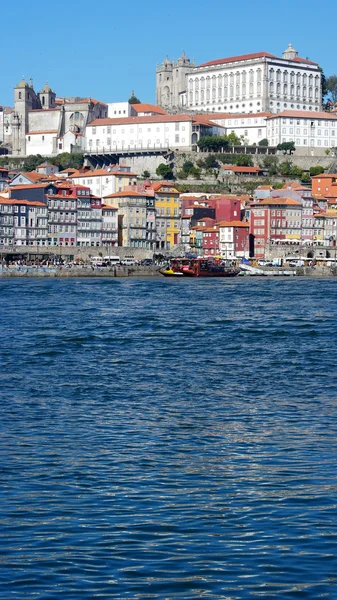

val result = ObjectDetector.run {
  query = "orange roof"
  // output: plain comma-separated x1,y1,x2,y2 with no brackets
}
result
131,104,167,115
150,181,179,193
10,183,55,190
71,168,137,178
104,191,153,198
88,114,216,127
0,198,46,206
208,112,272,120
267,110,337,120
27,130,58,135
221,165,262,173
198,52,277,68
203,227,219,233
217,220,249,227
102,205,118,210
256,197,302,206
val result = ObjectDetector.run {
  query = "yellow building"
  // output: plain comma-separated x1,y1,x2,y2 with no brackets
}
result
149,181,180,250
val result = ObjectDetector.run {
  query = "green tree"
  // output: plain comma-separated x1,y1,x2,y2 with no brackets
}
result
235,154,253,166
258,138,269,147
301,173,311,184
128,91,141,104
277,141,295,155
261,155,279,175
279,160,293,177
326,75,337,105
23,154,45,171
142,170,150,179
309,166,324,176
156,163,174,179
204,155,219,169
50,152,84,170
227,132,241,146
189,166,202,179
182,160,194,174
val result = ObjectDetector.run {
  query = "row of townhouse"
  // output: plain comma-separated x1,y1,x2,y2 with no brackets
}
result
189,219,250,259
0,179,182,250
248,182,337,258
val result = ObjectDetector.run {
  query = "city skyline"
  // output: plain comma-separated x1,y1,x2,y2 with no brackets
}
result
1,0,337,108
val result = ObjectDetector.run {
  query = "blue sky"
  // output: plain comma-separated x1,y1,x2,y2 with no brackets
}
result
2,0,336,107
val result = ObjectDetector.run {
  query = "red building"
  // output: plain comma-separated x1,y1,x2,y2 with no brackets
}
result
250,197,302,258
208,195,242,222
218,221,250,259
312,174,337,199
202,226,219,256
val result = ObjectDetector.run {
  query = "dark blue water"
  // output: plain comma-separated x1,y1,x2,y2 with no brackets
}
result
1,277,337,599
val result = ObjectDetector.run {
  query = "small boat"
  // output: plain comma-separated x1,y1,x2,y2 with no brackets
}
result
160,258,239,278
160,267,184,277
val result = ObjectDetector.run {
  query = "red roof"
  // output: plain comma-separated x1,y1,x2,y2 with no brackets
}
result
131,104,167,115
221,165,262,173
88,114,216,127
104,191,153,198
217,220,249,228
0,198,46,206
198,52,277,68
267,110,337,120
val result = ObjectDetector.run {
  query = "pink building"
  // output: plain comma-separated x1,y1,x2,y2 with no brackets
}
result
202,226,220,257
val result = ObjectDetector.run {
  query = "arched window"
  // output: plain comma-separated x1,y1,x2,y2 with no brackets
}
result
290,84,294,96
200,77,205,89
296,85,300,97
249,69,254,83
269,68,274,80
257,69,262,82
284,84,288,95
230,85,234,97
249,82,253,94
242,70,247,83
42,96,45,106
283,71,288,83
270,82,274,93
195,78,199,89
242,83,246,95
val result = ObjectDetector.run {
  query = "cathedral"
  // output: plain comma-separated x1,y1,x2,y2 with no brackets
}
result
156,45,322,115
3,78,108,156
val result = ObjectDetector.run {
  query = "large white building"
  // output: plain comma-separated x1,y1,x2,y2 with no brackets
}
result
85,114,223,152
266,111,337,150
156,44,322,115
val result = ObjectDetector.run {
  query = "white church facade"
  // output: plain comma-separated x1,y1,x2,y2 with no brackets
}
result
156,45,322,115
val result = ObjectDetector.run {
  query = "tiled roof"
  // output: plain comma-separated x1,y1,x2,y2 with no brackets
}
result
88,114,216,127
131,104,167,115
221,165,262,173
10,183,55,190
217,220,249,227
104,191,153,198
0,198,46,206
256,197,302,206
198,52,277,68
267,110,337,120
102,205,118,210
71,168,137,178
209,112,272,120
27,130,58,135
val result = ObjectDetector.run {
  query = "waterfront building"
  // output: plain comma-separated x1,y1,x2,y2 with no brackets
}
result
250,197,303,258
202,226,220,256
101,206,119,247
103,191,154,249
266,111,337,151
0,197,48,246
156,45,322,114
271,184,314,242
218,221,250,259
147,181,181,250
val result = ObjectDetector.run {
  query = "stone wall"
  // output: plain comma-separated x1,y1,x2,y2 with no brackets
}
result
0,245,154,261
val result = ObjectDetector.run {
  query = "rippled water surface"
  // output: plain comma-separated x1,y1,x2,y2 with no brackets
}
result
1,277,337,599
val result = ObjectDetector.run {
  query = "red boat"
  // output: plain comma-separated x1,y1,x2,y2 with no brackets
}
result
161,258,239,278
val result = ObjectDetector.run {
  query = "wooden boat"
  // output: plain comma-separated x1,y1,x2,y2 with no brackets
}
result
160,258,239,278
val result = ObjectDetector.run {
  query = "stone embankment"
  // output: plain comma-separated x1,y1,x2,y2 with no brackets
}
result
0,266,163,278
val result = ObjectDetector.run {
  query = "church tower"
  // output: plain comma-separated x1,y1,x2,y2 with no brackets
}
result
156,56,173,109
13,77,41,155
39,82,56,109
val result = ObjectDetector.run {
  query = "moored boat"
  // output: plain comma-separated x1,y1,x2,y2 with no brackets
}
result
160,258,239,278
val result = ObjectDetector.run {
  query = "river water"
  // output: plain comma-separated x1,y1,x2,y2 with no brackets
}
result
1,277,337,599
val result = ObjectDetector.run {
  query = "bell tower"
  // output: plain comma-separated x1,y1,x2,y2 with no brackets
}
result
156,56,173,109
39,82,56,109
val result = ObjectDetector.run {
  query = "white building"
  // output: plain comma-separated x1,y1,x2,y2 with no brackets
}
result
85,115,223,152
70,166,138,198
266,111,337,151
101,205,118,247
210,112,271,144
157,45,322,115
